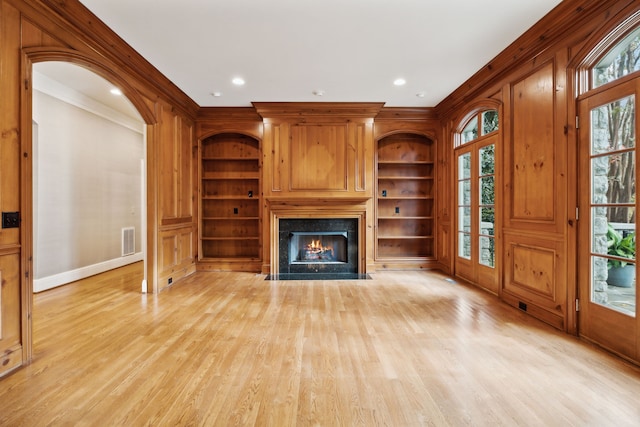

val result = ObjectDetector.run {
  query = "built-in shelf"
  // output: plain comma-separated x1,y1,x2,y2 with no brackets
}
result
200,133,261,260
376,133,434,260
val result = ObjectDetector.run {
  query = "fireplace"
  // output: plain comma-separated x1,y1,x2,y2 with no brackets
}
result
278,218,359,276
290,231,347,264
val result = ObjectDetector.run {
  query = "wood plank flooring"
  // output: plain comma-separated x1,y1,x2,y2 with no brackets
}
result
1,263,640,426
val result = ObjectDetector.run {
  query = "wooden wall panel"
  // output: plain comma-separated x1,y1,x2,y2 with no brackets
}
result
270,123,284,192
156,108,195,219
503,232,566,330
161,235,177,269
159,105,178,220
157,228,196,291
289,124,347,191
178,231,193,264
178,117,194,218
0,2,26,378
510,244,555,298
255,103,381,199
156,103,196,289
511,63,556,222
498,53,568,329
0,255,22,375
354,123,367,192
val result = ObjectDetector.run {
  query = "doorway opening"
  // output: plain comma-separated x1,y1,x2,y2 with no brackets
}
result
31,62,147,294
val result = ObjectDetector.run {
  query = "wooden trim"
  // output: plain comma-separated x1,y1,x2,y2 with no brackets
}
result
375,107,439,121
23,47,157,124
253,102,385,119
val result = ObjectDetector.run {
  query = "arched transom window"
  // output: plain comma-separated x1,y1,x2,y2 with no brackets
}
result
457,109,499,147
592,25,640,89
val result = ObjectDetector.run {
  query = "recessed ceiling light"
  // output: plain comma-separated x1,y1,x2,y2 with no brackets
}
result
110,88,122,96
416,92,425,98
211,91,222,97
312,89,325,96
232,77,245,86
393,78,406,86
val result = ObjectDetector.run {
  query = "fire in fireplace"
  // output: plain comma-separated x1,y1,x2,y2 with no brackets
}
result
290,231,347,264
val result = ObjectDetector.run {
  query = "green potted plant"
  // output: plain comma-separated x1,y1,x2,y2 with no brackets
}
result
607,223,636,288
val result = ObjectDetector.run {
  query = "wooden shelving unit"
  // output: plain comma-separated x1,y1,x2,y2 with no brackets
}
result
200,133,261,260
376,133,434,260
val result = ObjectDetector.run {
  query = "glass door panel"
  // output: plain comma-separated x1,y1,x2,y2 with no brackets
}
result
578,78,639,361
458,152,472,260
589,96,636,317
455,139,498,292
479,144,495,268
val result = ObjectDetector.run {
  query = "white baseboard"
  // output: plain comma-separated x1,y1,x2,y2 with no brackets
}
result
33,253,143,293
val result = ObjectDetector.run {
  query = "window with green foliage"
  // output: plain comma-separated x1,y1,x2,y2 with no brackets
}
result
593,26,640,88
457,109,498,147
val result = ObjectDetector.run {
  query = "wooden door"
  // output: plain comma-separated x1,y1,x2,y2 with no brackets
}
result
454,134,498,293
578,77,639,361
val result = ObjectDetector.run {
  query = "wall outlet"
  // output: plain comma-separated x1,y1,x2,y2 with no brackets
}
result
2,212,19,229
168,277,173,285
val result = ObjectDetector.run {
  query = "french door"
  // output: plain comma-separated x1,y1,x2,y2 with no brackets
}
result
455,137,498,293
578,77,639,360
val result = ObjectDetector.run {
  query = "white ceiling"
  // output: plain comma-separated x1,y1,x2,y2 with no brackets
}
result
60,0,562,109
34,61,142,120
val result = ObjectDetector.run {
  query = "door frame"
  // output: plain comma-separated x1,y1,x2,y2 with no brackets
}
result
20,47,157,364
577,76,640,361
453,105,501,294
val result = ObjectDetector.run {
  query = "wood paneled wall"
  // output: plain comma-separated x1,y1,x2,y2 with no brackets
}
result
254,103,382,273
156,101,197,289
437,0,639,333
0,0,198,376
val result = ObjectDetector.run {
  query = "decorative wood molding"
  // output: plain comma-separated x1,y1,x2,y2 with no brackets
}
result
253,102,385,120
197,107,263,122
375,107,439,122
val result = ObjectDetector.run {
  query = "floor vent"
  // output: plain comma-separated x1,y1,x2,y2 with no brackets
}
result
122,227,135,256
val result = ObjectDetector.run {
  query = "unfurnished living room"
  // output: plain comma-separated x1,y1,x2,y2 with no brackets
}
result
1,0,640,425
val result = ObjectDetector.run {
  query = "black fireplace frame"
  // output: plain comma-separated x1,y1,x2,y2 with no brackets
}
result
278,218,358,275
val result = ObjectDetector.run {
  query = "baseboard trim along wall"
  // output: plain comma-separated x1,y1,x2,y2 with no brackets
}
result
33,253,143,293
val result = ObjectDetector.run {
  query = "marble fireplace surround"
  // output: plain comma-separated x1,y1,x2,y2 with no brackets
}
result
267,199,368,276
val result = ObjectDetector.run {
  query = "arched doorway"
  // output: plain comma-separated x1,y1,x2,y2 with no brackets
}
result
15,49,158,367
31,61,147,293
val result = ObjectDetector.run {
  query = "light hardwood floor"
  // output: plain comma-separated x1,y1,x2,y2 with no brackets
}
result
1,263,640,426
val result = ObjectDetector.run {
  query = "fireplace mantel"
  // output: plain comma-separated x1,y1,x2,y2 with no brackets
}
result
265,198,371,275
265,196,371,206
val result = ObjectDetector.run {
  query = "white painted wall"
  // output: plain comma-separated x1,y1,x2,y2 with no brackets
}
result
32,73,145,292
